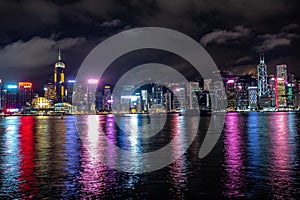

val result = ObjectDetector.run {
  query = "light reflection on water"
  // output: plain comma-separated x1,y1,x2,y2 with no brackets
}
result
0,113,299,199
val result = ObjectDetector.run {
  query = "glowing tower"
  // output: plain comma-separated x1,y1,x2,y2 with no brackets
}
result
257,53,268,97
257,53,270,108
54,49,66,102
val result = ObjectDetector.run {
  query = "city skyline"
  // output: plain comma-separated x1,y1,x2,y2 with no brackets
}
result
0,0,299,89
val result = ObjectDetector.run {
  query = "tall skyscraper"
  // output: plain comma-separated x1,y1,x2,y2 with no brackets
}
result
2,84,18,111
275,77,286,108
54,49,66,102
257,53,268,97
248,86,258,110
276,64,288,83
66,80,75,104
18,82,33,108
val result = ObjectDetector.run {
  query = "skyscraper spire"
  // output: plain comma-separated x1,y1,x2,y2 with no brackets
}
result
260,52,265,64
58,48,62,61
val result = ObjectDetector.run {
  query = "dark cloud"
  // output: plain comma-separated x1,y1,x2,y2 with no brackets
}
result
0,36,86,69
100,19,122,27
200,26,251,46
255,32,299,51
0,0,299,86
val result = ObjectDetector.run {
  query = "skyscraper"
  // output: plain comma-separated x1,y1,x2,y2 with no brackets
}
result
257,53,270,108
257,53,268,97
276,64,288,83
54,49,66,102
18,82,33,108
248,86,258,110
2,84,18,111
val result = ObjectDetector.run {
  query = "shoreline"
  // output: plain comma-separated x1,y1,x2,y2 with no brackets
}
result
1,110,299,117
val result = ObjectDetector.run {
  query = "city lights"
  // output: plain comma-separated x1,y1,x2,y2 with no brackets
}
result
87,79,99,84
19,82,33,89
7,85,18,89
227,79,235,84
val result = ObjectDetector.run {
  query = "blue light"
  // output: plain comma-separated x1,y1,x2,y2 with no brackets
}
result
7,85,17,89
68,80,76,83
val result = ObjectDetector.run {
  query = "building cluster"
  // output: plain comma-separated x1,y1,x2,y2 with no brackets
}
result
0,50,73,114
1,52,300,114
219,54,300,111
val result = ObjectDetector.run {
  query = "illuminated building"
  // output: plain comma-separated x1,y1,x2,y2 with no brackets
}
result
204,79,212,91
2,84,18,111
32,97,51,109
276,64,288,83
152,83,163,106
226,79,236,111
275,78,286,108
102,85,112,111
236,83,248,111
248,87,258,110
186,82,201,110
18,82,33,108
66,80,75,104
54,49,66,102
163,90,172,111
171,84,185,110
141,90,149,111
44,82,56,103
0,79,2,110
257,53,268,97
257,53,270,108
286,83,293,107
213,81,226,111
268,76,277,107
87,79,99,113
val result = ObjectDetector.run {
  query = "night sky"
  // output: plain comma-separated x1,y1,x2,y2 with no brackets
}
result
0,0,299,90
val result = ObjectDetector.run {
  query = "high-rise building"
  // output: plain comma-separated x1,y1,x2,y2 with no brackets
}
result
226,79,236,111
275,78,286,108
257,53,270,108
248,86,258,110
257,53,268,97
268,76,277,107
18,82,33,108
44,82,57,103
276,64,288,83
66,80,75,104
102,85,112,111
141,89,148,111
152,83,163,106
2,84,18,111
54,49,66,102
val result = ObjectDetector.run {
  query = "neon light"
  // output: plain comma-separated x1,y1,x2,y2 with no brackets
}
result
227,79,235,84
68,80,75,83
275,77,278,108
7,108,19,112
7,85,18,89
107,100,113,103
105,86,110,89
88,79,99,84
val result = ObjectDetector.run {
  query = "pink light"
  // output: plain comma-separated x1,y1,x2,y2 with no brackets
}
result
275,77,278,108
107,100,113,103
227,79,235,84
88,79,99,84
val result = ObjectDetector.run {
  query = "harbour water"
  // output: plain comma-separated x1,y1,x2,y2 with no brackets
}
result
0,112,300,199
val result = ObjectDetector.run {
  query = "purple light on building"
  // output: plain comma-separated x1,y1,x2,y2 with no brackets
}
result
87,79,99,84
227,79,235,84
